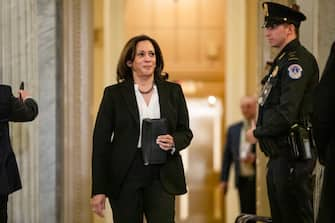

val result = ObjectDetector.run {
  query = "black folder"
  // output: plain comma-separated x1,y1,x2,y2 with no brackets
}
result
141,118,168,165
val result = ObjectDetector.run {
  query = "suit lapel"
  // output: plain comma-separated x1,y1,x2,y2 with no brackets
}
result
121,81,140,125
156,80,169,119
235,122,243,157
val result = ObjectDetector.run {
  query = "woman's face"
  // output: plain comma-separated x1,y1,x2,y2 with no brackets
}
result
128,40,156,79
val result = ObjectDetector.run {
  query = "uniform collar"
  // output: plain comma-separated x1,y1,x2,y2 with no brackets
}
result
282,38,300,52
277,39,300,59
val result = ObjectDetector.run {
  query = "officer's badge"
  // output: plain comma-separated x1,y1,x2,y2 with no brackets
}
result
263,3,269,16
288,64,303,79
271,66,279,77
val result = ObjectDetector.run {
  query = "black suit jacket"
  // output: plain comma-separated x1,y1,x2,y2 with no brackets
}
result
313,41,335,223
221,121,256,187
0,84,38,195
92,79,193,199
313,41,335,164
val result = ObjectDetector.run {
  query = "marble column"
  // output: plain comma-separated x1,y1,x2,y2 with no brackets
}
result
60,0,93,222
37,0,59,222
1,0,93,222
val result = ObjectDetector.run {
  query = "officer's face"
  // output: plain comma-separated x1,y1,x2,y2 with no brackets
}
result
264,23,293,50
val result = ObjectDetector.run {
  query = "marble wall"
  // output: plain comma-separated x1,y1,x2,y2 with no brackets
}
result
37,0,58,222
1,0,92,222
317,0,335,71
1,0,58,222
1,0,43,222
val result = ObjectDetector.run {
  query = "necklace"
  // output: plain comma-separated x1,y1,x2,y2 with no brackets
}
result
138,85,154,94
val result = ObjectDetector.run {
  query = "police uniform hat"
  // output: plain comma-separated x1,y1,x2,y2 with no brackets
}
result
262,2,306,28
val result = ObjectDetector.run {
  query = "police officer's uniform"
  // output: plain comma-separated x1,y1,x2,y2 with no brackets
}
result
253,2,319,223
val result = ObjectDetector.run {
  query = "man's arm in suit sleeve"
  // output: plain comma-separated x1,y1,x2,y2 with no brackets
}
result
9,88,38,122
221,126,233,182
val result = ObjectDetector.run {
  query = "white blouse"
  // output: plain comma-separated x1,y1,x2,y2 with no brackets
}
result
134,84,161,148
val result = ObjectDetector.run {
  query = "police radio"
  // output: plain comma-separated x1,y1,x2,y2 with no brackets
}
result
288,124,316,160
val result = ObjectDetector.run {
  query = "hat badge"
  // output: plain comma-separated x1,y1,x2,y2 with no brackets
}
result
263,3,269,16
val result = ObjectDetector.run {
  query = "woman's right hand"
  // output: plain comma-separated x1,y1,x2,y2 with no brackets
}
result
91,194,106,217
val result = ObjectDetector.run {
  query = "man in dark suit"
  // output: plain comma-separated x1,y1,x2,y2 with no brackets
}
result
0,84,38,222
314,41,335,223
220,96,257,215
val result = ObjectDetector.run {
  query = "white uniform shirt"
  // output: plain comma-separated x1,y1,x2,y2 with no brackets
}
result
239,121,255,176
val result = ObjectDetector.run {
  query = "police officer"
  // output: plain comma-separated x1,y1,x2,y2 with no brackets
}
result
246,2,319,223
0,84,38,223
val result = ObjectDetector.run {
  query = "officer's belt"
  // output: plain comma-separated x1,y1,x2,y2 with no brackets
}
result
258,136,290,158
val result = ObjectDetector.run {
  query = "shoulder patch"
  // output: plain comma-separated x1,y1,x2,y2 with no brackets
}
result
288,64,303,79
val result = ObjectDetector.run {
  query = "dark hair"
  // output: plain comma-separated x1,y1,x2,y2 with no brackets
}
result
116,34,167,83
282,23,300,39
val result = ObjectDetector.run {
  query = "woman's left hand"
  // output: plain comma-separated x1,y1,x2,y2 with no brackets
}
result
156,134,175,151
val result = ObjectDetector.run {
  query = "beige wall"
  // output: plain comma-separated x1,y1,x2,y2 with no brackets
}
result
124,0,226,83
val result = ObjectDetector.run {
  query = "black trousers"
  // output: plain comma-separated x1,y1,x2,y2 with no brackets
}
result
316,147,335,223
0,194,8,223
238,176,256,215
267,156,315,223
109,151,175,223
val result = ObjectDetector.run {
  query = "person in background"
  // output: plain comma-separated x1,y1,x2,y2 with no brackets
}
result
313,40,335,223
220,96,257,215
90,34,193,223
0,84,38,223
247,2,319,223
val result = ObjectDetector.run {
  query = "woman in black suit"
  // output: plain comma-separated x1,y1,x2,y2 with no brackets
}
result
0,85,38,223
91,35,193,222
